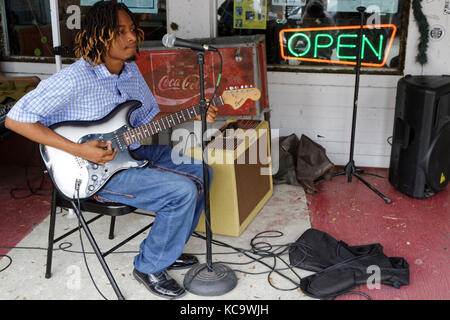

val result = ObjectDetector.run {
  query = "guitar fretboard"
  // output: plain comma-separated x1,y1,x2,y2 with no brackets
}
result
122,96,222,146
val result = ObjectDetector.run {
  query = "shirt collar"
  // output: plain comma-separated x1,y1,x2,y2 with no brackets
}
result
83,58,132,80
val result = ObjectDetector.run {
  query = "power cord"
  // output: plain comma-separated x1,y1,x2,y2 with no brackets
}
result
10,166,52,199
190,230,305,291
0,254,12,273
206,48,223,112
1,227,372,300
1,228,305,292
9,142,52,200
191,231,371,299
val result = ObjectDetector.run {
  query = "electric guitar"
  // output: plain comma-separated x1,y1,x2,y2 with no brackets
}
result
40,87,261,199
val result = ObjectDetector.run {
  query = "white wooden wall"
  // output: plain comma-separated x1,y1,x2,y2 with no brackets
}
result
268,73,400,167
1,1,449,168
166,0,217,38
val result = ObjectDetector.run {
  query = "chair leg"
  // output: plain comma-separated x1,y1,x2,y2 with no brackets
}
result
45,188,58,279
109,216,116,240
70,201,125,300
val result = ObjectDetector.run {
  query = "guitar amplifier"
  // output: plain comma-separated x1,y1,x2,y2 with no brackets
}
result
187,120,273,237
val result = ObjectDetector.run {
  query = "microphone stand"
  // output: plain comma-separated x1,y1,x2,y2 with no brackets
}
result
183,50,237,296
333,6,392,204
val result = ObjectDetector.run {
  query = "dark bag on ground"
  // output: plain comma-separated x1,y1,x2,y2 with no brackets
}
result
273,134,301,186
273,134,334,193
289,228,410,299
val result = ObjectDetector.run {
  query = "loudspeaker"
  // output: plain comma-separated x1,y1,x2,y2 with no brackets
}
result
389,75,450,199
188,120,273,236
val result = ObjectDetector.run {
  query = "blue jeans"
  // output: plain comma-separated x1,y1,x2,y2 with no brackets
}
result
96,145,212,274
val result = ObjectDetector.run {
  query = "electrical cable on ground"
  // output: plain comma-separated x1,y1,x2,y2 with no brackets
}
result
0,226,371,300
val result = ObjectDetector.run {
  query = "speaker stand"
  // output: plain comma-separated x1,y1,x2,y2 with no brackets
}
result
334,6,392,205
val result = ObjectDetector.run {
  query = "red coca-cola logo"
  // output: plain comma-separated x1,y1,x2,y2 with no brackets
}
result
157,74,200,92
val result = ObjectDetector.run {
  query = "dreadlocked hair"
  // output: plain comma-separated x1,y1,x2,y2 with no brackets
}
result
74,1,144,66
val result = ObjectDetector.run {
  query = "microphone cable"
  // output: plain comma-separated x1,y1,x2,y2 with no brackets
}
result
206,48,223,112
191,230,306,291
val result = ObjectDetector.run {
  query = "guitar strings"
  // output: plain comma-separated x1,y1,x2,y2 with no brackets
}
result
105,105,201,147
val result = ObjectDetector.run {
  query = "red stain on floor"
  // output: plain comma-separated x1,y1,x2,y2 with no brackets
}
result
0,165,52,256
306,168,450,300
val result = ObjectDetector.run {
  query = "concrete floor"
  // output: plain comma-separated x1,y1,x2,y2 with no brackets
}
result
0,184,314,300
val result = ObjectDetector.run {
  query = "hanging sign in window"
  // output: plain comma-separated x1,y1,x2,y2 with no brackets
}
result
327,0,399,14
279,24,397,67
118,0,158,14
81,0,158,13
272,0,306,5
234,0,268,29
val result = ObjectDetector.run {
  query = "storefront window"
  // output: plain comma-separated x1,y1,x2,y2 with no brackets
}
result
1,0,166,60
217,0,410,73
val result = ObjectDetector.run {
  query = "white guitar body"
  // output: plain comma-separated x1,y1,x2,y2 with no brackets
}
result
40,100,147,199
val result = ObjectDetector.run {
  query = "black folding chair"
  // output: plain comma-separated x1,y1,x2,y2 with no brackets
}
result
45,188,154,300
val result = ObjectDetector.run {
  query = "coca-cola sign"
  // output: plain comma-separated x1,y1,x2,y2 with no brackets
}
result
158,74,200,93
135,46,259,116
139,50,217,108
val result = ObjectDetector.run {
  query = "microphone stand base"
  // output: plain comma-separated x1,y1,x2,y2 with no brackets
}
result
183,262,237,296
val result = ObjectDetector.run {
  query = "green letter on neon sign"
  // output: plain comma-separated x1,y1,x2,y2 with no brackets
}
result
314,33,334,58
337,34,357,60
362,35,384,60
287,33,311,57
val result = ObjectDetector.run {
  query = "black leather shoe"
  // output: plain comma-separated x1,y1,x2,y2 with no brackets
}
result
133,268,186,299
167,254,199,270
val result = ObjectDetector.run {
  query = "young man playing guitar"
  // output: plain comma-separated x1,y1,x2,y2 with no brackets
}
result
5,1,218,299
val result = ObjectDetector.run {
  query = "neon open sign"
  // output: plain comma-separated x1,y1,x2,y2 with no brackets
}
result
279,24,397,67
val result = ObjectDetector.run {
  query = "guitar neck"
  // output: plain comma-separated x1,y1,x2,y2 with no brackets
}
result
122,96,223,146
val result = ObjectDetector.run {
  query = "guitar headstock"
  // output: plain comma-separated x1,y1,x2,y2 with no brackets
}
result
221,86,261,110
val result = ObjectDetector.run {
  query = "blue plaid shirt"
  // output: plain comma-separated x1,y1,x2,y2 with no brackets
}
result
7,58,160,129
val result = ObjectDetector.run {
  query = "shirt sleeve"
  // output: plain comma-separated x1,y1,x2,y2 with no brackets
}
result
6,71,73,125
128,63,160,128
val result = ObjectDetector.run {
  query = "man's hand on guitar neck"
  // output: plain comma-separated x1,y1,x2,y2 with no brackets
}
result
194,104,218,123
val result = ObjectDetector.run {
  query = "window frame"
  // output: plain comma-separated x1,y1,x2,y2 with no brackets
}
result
0,0,167,65
219,0,411,75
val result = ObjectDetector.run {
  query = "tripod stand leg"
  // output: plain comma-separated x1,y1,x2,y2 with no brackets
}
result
71,202,125,300
333,161,364,181
353,172,392,204
333,168,364,177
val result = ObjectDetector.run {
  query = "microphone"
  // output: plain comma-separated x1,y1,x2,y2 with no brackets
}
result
162,33,217,51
